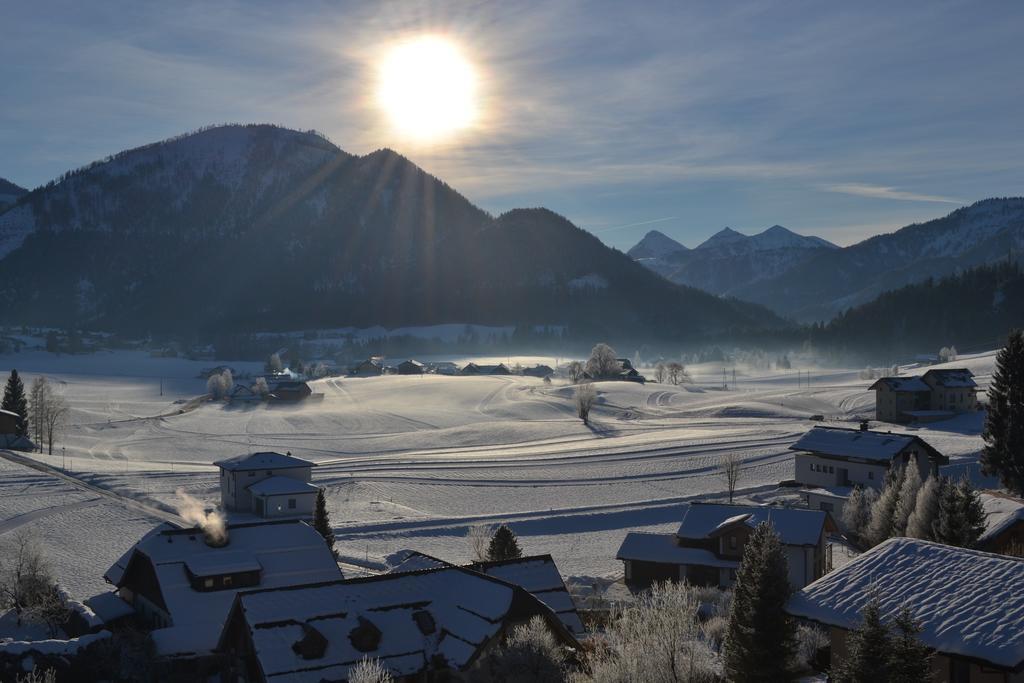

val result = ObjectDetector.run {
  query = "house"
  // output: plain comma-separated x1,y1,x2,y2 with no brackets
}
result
787,538,1024,682
396,359,425,375
979,491,1024,556
460,362,510,376
523,364,555,378
350,357,384,376
428,361,460,375
387,551,584,636
216,565,580,682
229,384,262,403
869,368,978,422
215,452,319,519
0,408,18,434
98,520,342,661
585,358,645,382
268,380,312,402
617,502,835,591
790,425,946,494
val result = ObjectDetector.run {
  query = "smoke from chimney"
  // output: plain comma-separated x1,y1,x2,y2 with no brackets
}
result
174,488,228,546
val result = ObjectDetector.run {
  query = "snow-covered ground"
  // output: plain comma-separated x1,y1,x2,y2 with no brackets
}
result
0,348,996,600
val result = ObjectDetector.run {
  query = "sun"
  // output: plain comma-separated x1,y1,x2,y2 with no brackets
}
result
376,36,478,142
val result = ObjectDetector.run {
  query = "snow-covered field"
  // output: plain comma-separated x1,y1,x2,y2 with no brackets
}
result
0,348,996,599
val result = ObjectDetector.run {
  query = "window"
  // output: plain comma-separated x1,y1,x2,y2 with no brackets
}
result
868,471,874,480
204,578,214,589
828,466,834,474
729,536,737,550
288,498,296,509
248,471,255,477
267,470,273,475
820,502,834,512
223,575,233,587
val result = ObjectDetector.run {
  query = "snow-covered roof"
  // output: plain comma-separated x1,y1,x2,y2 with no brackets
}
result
84,591,135,623
469,555,584,635
223,566,577,680
789,426,944,463
247,475,319,497
676,503,829,547
0,408,19,418
616,532,740,568
108,520,341,657
980,492,1024,545
214,451,315,471
387,550,451,573
868,376,930,392
787,538,1024,669
922,368,978,388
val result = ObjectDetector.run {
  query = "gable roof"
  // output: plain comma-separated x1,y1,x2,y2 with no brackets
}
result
787,538,1024,670
676,502,829,547
616,532,740,568
214,452,315,471
980,491,1024,545
221,566,578,680
867,376,930,392
789,426,945,464
247,476,320,497
467,554,584,635
106,520,341,658
922,368,978,388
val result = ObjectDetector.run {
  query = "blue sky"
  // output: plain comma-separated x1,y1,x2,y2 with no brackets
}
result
3,1,1023,250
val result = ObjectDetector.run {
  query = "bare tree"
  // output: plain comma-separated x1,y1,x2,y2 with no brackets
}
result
585,343,619,380
575,383,598,425
466,523,494,562
0,531,63,632
253,376,270,397
43,392,67,455
654,363,667,383
29,377,68,455
719,453,741,504
667,362,691,385
567,360,585,384
268,353,284,373
348,657,394,683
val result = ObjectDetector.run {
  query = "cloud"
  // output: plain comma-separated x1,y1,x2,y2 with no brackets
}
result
591,216,677,233
822,183,963,204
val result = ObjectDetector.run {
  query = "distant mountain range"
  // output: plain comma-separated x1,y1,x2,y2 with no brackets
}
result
629,199,1024,322
627,225,838,300
0,124,782,341
0,178,26,213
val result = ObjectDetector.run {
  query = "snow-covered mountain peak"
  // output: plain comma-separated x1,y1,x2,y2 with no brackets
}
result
626,229,688,259
697,226,746,250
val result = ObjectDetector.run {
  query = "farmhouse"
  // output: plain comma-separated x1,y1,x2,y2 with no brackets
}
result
790,425,946,494
215,452,319,519
268,380,312,402
216,565,580,682
396,359,425,375
617,502,835,591
787,538,1024,682
460,362,511,375
979,491,1024,556
349,356,384,376
523,364,555,378
869,368,978,422
98,520,342,661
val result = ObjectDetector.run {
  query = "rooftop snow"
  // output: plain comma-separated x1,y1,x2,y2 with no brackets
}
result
789,426,938,463
922,368,978,388
469,555,584,634
787,538,1024,669
84,591,134,623
387,550,452,573
184,551,262,577
616,532,739,568
247,476,319,497
868,376,930,392
980,492,1024,544
675,503,827,546
214,451,315,471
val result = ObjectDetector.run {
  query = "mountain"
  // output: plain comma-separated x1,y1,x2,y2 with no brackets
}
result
0,178,27,213
627,225,838,298
626,229,688,260
809,260,1024,358
730,198,1024,321
0,124,783,341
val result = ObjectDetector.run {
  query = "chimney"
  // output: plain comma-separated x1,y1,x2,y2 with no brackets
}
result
204,526,229,548
859,420,869,432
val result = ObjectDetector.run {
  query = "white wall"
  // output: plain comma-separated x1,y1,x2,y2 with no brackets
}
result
794,453,887,490
257,491,315,518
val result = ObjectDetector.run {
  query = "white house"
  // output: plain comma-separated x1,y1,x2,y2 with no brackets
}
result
214,452,319,519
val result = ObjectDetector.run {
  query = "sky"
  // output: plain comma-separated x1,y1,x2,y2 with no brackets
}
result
3,0,1024,250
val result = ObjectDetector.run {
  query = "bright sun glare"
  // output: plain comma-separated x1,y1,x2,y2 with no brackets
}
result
377,36,478,142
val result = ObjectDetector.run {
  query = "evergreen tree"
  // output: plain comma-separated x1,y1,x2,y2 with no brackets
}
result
956,476,986,548
2,369,29,437
487,525,522,561
888,606,933,682
906,475,941,541
982,330,1024,495
831,597,891,682
866,465,904,546
312,488,336,552
724,522,797,682
932,477,963,546
892,459,922,536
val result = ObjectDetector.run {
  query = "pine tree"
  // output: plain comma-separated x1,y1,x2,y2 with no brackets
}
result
888,606,933,682
2,369,29,437
312,488,336,553
932,477,963,546
982,330,1024,494
906,475,941,541
956,476,986,548
724,522,797,682
831,597,891,682
841,486,875,544
892,459,922,537
866,465,904,546
487,525,522,561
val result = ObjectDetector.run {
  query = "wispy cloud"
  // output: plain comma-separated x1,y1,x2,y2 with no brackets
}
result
591,216,677,233
822,183,963,204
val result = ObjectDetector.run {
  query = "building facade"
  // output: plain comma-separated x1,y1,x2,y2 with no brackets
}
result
215,452,319,518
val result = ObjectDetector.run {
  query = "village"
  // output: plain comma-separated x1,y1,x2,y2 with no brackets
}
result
0,335,1021,682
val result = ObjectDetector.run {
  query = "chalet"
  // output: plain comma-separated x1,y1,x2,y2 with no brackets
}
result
215,452,319,519
523,364,555,378
217,566,580,682
396,359,425,375
790,425,946,495
97,520,342,661
979,491,1024,556
460,362,511,376
387,551,584,636
429,361,460,375
617,502,835,591
268,380,312,402
787,538,1024,682
869,368,978,422
350,357,384,376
